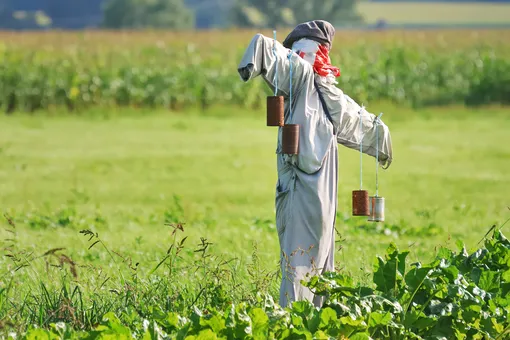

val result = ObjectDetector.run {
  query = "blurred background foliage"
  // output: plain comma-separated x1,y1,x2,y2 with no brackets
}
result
0,0,365,30
0,30,509,113
0,0,509,112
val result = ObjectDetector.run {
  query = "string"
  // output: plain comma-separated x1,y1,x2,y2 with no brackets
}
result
375,113,384,197
288,52,293,120
272,30,278,96
359,107,364,190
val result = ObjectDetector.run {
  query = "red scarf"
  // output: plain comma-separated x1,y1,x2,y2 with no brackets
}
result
300,44,341,78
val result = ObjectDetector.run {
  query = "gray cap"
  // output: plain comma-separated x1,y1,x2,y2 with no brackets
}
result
282,20,336,50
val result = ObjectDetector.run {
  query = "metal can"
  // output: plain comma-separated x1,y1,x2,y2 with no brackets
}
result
352,190,370,216
267,96,284,127
282,124,299,155
368,196,385,222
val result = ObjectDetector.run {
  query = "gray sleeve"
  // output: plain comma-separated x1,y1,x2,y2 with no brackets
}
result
315,77,393,168
337,95,393,169
238,34,312,97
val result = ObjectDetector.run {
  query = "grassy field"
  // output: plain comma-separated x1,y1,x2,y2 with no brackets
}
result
357,1,510,24
1,108,510,336
1,105,509,279
0,28,509,336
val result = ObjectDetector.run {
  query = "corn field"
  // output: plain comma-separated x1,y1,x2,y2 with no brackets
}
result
0,29,509,113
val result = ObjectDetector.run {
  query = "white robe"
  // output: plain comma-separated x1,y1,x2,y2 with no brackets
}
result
238,34,393,308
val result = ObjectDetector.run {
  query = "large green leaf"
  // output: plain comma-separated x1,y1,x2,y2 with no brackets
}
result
502,269,510,282
199,314,225,334
349,332,372,340
405,267,432,292
373,244,409,294
24,328,60,340
288,327,313,340
404,310,437,331
478,271,501,292
188,329,218,340
318,307,337,330
368,311,392,328
313,330,330,339
92,312,132,337
249,307,269,339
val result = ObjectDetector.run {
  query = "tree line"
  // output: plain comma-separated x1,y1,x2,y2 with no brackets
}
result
0,0,362,30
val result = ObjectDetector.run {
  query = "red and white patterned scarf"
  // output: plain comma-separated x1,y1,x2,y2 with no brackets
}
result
292,39,340,80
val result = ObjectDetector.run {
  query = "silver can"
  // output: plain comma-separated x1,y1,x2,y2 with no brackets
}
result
368,196,385,222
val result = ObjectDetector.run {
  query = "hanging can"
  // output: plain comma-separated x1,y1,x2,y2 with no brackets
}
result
267,96,284,127
282,124,299,154
352,190,370,216
368,196,385,222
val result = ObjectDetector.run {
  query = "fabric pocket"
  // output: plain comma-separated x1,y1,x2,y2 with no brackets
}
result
275,181,291,239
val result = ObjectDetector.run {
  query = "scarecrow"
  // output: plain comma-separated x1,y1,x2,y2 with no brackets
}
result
238,20,393,308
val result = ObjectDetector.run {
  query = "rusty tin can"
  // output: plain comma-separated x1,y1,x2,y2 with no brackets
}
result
267,96,284,127
368,196,385,222
282,124,299,154
352,190,370,216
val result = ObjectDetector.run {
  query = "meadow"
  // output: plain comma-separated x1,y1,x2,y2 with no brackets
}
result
0,29,509,114
0,29,509,338
357,1,510,25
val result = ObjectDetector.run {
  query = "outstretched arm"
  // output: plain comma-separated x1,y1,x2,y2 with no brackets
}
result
338,99,393,169
238,34,312,97
315,77,393,168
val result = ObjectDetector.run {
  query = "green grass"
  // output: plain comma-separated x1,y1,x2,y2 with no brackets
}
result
1,105,508,280
1,105,510,334
357,1,510,24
